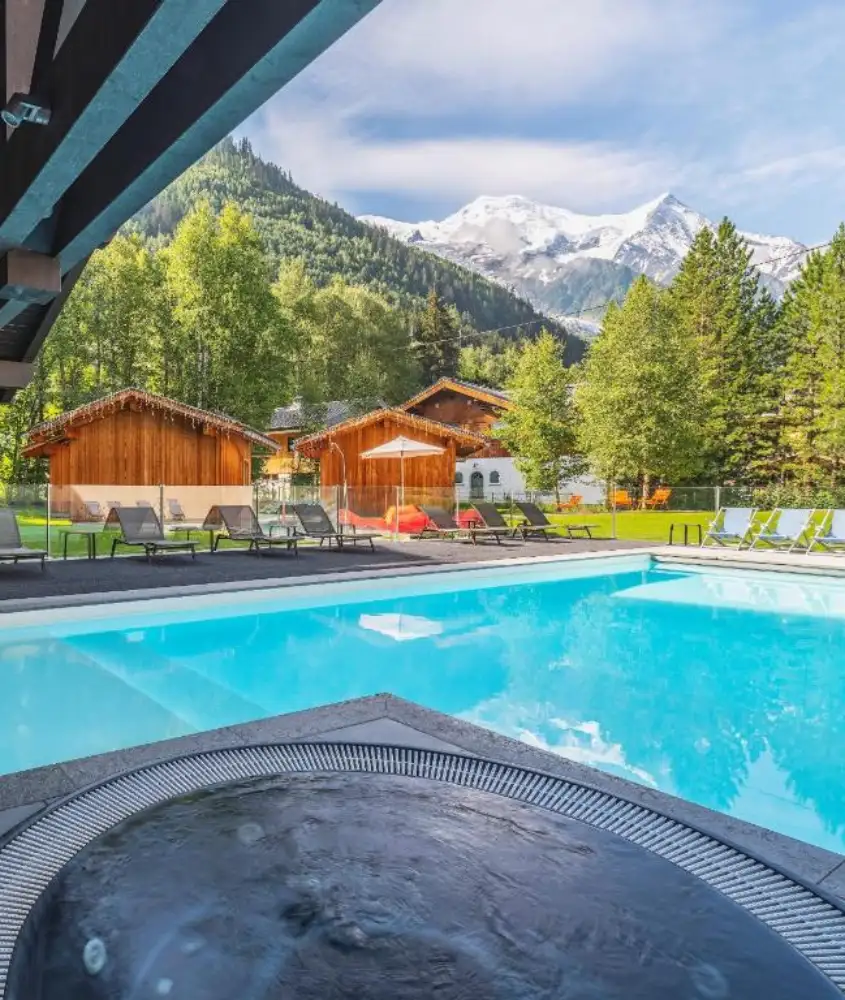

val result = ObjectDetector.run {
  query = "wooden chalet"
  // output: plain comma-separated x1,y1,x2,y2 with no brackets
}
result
23,389,279,519
263,397,384,478
294,408,486,526
400,377,513,457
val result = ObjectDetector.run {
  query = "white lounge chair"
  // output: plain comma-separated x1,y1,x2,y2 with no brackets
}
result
807,509,845,553
701,507,757,548
751,508,815,553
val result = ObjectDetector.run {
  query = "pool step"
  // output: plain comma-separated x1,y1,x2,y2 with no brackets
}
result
66,634,267,732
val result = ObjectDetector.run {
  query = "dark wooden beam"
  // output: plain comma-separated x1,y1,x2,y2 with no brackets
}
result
0,0,229,249
29,0,63,95
54,0,381,269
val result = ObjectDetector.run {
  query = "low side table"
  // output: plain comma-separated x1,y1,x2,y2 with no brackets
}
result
668,522,703,546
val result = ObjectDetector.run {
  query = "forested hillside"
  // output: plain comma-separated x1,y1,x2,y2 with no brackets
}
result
129,137,584,361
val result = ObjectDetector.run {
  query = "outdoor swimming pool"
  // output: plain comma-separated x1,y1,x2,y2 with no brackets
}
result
1,554,844,852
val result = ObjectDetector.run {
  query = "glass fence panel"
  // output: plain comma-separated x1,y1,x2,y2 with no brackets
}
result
0,482,49,555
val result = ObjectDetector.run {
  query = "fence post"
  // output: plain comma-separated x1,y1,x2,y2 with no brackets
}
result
46,480,52,560
714,485,721,514
159,484,165,529
610,479,617,540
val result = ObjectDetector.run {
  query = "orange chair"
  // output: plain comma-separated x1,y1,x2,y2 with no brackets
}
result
556,494,583,513
612,489,634,509
644,487,672,510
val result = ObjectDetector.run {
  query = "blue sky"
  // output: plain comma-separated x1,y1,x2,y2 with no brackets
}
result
239,0,845,244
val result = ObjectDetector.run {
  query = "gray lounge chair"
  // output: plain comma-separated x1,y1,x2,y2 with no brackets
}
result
807,509,845,553
0,508,46,571
107,506,197,561
81,500,105,521
415,505,502,544
513,501,569,540
701,507,757,548
167,498,186,521
751,508,815,552
204,505,298,556
470,502,521,544
293,503,378,550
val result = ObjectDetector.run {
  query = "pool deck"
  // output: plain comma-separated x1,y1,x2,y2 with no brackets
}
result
0,535,649,610
0,539,843,908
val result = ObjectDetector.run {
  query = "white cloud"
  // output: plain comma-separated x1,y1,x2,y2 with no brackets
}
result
249,108,683,210
238,0,845,239
291,0,723,115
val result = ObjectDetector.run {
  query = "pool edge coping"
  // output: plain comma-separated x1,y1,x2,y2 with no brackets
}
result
4,542,845,618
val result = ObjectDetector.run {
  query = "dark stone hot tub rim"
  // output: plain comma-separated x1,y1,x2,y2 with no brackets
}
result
0,741,843,997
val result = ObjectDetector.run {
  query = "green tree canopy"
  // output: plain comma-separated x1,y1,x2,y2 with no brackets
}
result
576,276,703,492
497,331,584,497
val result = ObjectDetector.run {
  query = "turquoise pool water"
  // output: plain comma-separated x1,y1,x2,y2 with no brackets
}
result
1,555,844,852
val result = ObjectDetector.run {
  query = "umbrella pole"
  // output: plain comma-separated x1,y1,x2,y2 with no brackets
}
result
398,454,404,538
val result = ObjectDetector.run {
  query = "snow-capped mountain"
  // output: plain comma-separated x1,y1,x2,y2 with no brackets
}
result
359,194,808,327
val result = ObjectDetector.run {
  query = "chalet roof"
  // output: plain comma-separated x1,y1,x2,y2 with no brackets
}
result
23,388,279,456
269,397,386,431
400,377,513,412
294,407,488,460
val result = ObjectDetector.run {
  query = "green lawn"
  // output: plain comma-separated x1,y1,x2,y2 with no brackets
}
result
546,510,714,542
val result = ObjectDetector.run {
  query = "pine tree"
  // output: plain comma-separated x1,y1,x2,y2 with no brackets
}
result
781,225,845,484
669,219,779,482
576,277,703,494
412,288,460,382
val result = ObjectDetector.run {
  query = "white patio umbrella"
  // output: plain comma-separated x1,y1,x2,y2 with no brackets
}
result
360,435,445,510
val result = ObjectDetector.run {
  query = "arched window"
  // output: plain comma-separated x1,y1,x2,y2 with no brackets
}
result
454,471,464,485
489,470,501,485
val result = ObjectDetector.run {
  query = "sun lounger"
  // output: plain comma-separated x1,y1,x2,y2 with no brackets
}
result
107,506,197,561
643,487,672,510
470,502,521,544
293,503,378,551
701,507,757,548
806,509,845,553
0,508,47,571
751,508,815,552
513,501,568,540
80,500,105,521
205,505,298,556
612,489,634,509
167,498,186,521
556,494,582,512
416,505,503,544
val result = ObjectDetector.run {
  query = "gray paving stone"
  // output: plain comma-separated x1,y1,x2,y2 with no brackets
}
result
304,717,465,752
0,801,45,839
59,725,243,788
224,694,390,743
0,763,75,809
819,861,845,902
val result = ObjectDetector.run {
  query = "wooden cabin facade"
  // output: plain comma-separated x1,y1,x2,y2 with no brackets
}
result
23,389,278,518
400,378,513,457
295,409,486,490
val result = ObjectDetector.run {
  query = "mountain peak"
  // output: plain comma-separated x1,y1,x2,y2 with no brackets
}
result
358,193,808,329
